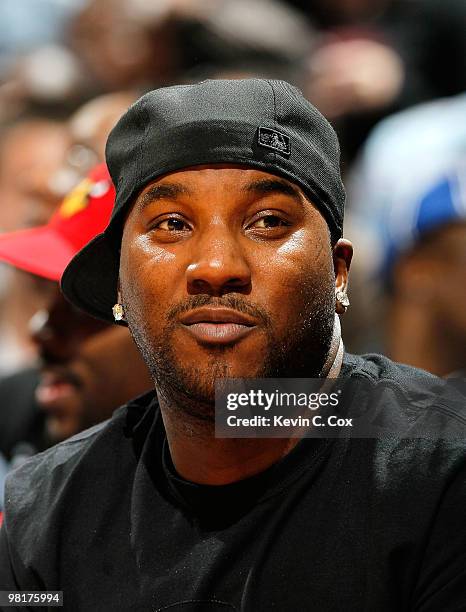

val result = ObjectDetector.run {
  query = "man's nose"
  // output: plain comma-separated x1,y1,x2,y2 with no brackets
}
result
186,225,251,296
28,308,73,363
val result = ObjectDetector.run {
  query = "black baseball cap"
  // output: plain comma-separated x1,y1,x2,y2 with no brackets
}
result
61,78,346,324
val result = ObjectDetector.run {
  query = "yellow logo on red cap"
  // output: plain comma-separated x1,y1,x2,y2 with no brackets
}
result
58,177,110,219
59,178,93,219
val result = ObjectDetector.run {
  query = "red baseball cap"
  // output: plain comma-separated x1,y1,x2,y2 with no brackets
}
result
0,164,114,282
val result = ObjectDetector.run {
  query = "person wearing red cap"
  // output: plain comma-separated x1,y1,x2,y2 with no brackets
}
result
0,164,152,455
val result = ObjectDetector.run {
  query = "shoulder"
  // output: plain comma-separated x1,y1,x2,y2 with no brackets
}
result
0,391,157,585
2,418,111,540
341,356,466,528
2,390,156,530
342,351,466,439
342,351,437,381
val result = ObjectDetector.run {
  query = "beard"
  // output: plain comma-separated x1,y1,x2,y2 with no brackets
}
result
126,276,335,424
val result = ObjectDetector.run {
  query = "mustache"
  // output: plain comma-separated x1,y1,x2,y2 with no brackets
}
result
166,294,273,328
39,348,69,368
38,351,82,386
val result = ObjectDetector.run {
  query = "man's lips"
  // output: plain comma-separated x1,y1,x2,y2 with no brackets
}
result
178,307,258,345
35,370,81,409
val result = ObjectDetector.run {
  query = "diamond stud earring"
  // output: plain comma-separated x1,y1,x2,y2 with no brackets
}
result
335,290,350,309
112,303,125,322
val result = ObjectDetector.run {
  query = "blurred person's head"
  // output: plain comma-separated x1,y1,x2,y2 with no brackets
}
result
176,0,312,72
0,118,70,231
304,36,404,121
69,91,138,161
55,91,138,192
0,165,152,441
5,45,86,111
69,0,178,91
343,94,466,356
30,286,152,441
382,169,466,377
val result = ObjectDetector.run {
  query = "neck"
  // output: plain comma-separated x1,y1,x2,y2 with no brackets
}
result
158,316,344,485
321,314,344,378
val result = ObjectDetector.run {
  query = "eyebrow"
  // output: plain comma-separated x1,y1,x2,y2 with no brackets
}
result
137,183,192,210
242,178,303,204
136,177,304,211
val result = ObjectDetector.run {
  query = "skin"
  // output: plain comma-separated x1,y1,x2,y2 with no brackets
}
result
387,222,466,376
0,120,70,232
30,282,152,442
119,165,352,484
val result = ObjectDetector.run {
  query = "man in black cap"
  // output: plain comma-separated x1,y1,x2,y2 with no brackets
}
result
1,79,465,611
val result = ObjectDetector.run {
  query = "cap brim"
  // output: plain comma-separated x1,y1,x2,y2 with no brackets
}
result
0,226,76,281
60,232,122,325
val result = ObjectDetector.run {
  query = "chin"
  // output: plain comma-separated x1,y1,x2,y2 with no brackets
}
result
183,349,268,378
158,352,278,414
46,420,74,444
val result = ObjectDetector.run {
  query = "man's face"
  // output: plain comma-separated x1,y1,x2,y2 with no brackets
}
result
31,282,152,442
120,166,345,409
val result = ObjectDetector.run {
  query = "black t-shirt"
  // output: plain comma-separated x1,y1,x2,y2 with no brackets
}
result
1,353,465,612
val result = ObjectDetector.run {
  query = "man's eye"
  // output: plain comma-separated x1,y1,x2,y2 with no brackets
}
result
155,218,189,231
250,215,289,229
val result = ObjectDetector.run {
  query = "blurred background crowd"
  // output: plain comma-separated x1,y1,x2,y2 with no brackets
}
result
0,0,465,510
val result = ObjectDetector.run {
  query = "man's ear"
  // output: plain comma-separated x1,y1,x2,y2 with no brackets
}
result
333,239,353,314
